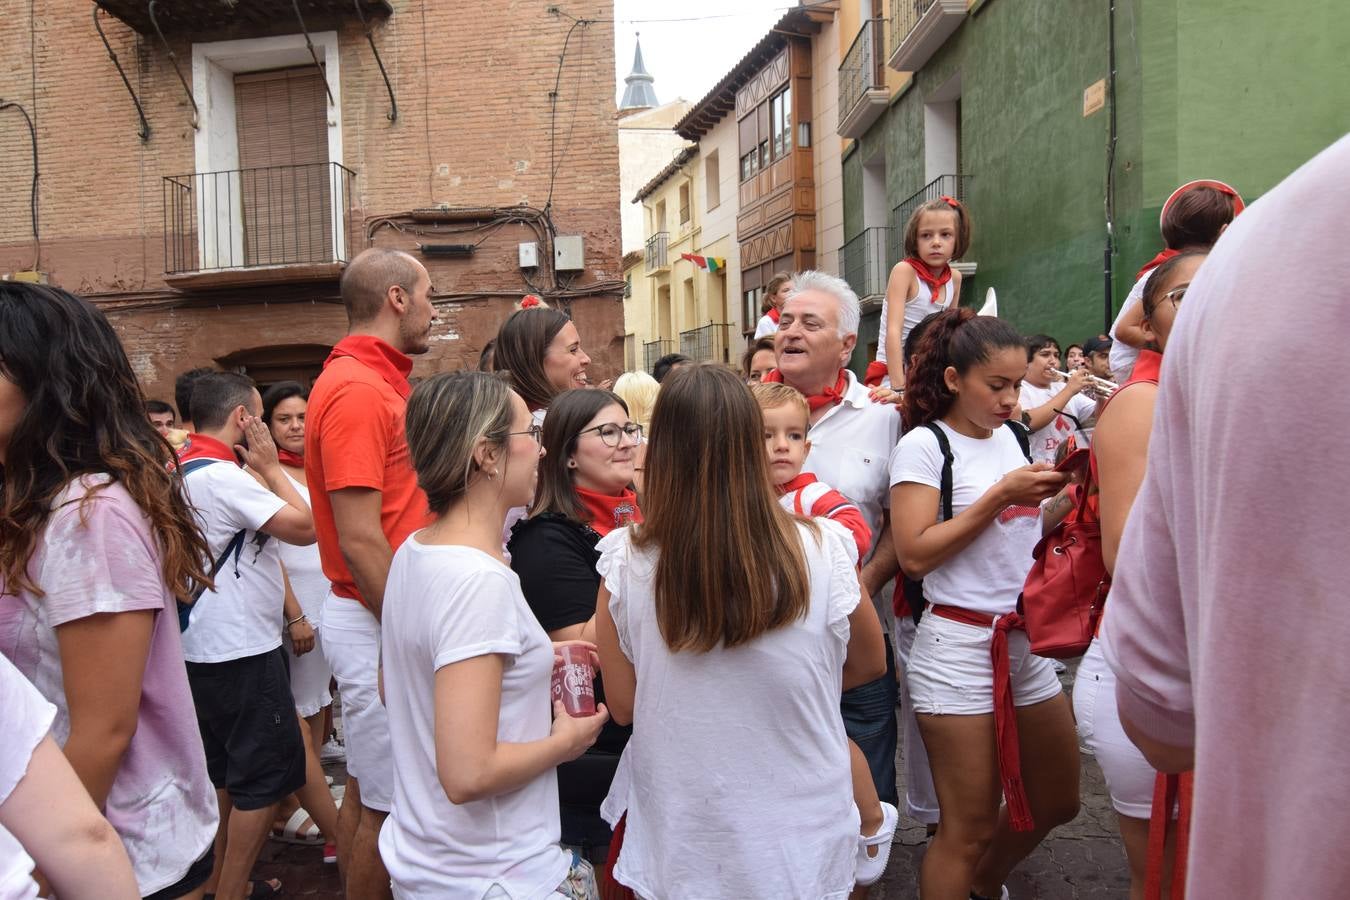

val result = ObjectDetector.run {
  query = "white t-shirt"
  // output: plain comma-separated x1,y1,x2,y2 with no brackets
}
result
1108,272,1151,382
379,540,569,900
278,473,329,622
0,655,55,900
877,277,954,365
181,461,287,663
595,523,860,899
753,313,778,339
890,422,1042,617
1017,382,1097,466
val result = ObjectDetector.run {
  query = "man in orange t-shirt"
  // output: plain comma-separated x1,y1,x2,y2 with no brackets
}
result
306,247,435,900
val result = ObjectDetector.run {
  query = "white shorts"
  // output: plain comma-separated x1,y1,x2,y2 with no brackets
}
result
285,631,333,719
321,592,393,812
893,615,939,825
1073,639,1155,818
907,611,1062,716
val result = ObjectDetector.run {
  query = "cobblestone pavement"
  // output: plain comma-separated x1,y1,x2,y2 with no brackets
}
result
257,665,1129,898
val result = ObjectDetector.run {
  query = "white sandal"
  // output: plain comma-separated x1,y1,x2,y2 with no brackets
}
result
271,807,323,846
854,801,898,886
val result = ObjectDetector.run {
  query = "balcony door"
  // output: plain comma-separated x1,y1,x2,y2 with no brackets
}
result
235,67,331,266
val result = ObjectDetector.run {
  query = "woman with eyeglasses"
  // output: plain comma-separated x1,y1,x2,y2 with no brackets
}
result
381,372,608,899
508,389,642,869
1075,250,1206,900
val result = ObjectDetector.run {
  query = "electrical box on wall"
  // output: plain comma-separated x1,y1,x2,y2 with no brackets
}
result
554,235,585,271
518,242,539,269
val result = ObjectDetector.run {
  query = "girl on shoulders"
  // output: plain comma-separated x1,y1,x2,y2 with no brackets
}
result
867,197,970,394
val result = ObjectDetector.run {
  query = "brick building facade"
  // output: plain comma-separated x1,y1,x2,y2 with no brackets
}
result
0,1,623,401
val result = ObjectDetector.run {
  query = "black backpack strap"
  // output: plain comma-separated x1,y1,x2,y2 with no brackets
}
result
1003,420,1033,464
177,457,248,630
923,422,955,522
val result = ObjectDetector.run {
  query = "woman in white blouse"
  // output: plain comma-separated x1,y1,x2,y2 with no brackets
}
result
595,364,886,899
379,371,609,900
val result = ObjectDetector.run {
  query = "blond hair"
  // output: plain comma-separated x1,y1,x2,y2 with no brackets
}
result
749,382,809,430
405,372,512,516
612,371,659,430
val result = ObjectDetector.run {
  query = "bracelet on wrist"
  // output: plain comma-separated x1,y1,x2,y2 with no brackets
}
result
286,614,307,628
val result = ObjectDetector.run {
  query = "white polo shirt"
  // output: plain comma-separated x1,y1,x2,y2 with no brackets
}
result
798,370,902,564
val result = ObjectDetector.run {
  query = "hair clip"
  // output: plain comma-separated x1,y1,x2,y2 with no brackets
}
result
520,295,542,309
940,195,962,210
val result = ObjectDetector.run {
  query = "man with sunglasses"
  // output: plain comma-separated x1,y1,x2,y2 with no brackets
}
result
304,248,436,900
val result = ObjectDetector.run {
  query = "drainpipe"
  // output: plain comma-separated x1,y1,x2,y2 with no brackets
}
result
1103,0,1119,331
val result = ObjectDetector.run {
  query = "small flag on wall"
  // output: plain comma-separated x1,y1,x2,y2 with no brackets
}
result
680,253,726,273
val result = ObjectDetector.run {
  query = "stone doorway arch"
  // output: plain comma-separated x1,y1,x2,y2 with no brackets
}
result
216,343,333,391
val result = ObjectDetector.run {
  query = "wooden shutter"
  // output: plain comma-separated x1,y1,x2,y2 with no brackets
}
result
235,67,330,266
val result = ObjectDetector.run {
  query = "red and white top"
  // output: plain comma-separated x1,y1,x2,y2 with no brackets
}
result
777,472,872,566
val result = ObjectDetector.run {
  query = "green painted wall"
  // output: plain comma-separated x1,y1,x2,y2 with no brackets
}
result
841,0,1350,351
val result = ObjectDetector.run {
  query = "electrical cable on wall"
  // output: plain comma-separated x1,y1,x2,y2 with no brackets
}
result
1103,0,1119,330
0,100,40,271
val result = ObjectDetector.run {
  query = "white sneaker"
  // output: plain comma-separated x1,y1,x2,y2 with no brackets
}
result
855,802,898,886
969,887,1010,900
320,739,345,762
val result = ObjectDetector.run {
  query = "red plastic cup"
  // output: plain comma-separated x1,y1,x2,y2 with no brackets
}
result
553,645,596,717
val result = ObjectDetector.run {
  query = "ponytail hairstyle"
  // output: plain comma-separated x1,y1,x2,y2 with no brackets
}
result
903,195,972,261
901,307,1027,427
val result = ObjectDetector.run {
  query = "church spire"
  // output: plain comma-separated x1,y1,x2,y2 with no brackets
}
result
619,34,659,111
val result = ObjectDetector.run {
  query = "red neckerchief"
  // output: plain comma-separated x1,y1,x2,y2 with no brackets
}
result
575,486,642,536
277,448,305,468
178,432,238,465
324,335,414,400
768,307,781,324
905,257,953,304
762,368,849,412
777,472,817,496
1135,249,1180,283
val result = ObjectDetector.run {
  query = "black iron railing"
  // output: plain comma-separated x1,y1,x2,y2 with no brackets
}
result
840,18,885,125
888,174,967,263
679,323,732,364
842,227,892,299
162,161,355,275
890,0,939,51
645,231,670,272
643,338,675,372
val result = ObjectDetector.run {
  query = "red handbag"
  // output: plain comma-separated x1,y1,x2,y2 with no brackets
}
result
1018,477,1110,658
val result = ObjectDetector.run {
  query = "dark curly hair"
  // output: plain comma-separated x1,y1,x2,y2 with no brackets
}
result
901,307,1027,427
0,283,211,601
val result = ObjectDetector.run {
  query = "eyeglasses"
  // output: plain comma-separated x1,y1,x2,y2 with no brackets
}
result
577,422,643,447
1162,284,1188,310
508,424,543,444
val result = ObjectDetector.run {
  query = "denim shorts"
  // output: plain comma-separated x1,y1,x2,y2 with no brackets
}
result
907,611,1062,715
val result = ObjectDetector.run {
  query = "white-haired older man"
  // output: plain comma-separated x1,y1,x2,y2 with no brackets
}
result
771,270,901,805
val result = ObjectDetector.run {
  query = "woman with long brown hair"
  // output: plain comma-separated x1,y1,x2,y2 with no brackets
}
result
0,283,219,898
594,364,885,897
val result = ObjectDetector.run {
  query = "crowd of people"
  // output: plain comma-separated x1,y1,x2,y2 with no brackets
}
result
0,134,1346,900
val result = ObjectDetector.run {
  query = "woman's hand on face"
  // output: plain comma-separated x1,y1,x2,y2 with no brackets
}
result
550,700,610,759
998,464,1070,508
